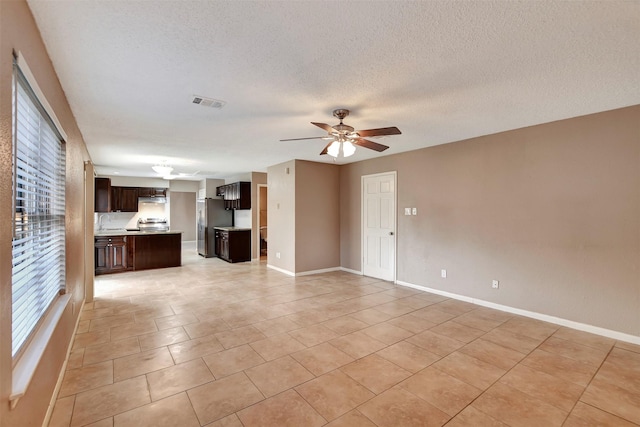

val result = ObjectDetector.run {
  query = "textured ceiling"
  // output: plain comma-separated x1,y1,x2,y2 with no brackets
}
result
27,0,640,180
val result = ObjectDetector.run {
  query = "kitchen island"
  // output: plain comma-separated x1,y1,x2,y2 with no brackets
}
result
95,230,182,275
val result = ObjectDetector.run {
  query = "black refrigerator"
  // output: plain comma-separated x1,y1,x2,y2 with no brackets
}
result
197,198,233,257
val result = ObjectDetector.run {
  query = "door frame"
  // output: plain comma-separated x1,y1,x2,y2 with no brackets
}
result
361,171,397,283
256,184,267,259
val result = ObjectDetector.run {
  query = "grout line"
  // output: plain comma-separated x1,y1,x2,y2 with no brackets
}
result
82,257,637,426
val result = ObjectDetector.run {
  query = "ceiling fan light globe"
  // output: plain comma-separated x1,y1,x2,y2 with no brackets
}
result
343,141,356,157
327,141,341,157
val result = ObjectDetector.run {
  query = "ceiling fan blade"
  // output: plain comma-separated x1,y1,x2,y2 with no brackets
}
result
355,126,402,137
280,136,328,141
311,122,335,133
353,138,389,152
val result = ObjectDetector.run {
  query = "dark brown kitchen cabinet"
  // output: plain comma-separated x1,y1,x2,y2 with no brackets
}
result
95,232,181,275
215,228,251,263
96,182,167,213
214,229,227,258
111,186,139,212
131,233,181,271
95,177,111,212
216,182,251,210
95,236,131,275
138,187,167,198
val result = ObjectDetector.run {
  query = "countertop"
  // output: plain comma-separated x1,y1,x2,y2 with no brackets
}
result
95,229,183,237
213,227,251,231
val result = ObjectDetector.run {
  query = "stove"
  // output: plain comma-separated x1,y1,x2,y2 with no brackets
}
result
137,218,169,232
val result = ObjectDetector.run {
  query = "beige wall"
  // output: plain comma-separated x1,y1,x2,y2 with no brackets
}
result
267,160,341,274
170,192,196,241
170,180,200,193
0,1,91,425
341,106,640,337
251,172,267,259
267,160,296,272
295,161,340,273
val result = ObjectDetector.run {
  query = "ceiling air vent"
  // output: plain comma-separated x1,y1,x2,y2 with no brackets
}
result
192,95,226,109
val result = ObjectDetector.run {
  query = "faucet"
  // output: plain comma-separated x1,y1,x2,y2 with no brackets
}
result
98,214,110,231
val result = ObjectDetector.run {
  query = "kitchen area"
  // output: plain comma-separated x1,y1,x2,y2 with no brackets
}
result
94,174,266,275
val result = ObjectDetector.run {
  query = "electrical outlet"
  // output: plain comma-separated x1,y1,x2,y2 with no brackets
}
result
276,252,281,259
412,207,417,215
441,269,447,278
492,280,499,289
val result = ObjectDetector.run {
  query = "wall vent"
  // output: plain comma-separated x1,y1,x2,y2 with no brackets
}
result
192,95,226,109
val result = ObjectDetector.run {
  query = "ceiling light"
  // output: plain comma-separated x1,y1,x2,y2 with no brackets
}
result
327,141,341,157
343,141,356,157
152,164,173,175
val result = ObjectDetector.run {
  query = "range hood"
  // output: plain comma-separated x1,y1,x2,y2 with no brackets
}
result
139,196,167,204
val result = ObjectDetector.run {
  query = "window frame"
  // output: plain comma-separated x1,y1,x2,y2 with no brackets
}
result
9,51,71,408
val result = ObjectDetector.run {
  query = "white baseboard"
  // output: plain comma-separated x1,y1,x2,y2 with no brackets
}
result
295,267,341,276
266,264,295,276
340,267,363,275
267,265,343,277
396,280,640,345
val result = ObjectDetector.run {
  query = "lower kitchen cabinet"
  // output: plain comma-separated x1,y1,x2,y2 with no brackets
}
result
95,236,132,274
215,228,251,263
95,232,181,275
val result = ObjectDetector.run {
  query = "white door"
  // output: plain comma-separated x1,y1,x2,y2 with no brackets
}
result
362,172,396,281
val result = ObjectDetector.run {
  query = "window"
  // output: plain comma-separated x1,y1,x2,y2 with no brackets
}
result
11,60,66,358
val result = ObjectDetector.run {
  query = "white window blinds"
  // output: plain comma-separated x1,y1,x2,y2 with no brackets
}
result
12,62,66,358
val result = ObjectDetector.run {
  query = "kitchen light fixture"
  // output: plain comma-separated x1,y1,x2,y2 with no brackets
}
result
152,164,173,175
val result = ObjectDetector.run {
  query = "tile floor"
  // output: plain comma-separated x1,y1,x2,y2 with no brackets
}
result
49,248,640,426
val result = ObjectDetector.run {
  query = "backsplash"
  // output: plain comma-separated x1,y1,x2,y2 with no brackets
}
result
95,202,169,231
234,209,252,228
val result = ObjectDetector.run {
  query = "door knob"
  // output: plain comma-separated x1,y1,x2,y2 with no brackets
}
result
389,232,394,236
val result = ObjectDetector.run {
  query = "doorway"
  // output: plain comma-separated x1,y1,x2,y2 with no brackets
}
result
362,172,397,282
257,184,268,259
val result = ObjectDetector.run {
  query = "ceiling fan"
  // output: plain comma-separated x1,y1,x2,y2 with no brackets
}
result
280,109,401,157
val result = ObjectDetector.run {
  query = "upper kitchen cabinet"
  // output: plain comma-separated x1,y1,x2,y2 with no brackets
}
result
138,187,167,198
111,186,139,212
95,178,166,212
95,177,111,212
216,181,251,210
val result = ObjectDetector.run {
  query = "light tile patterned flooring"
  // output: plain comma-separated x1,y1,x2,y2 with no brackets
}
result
49,248,640,426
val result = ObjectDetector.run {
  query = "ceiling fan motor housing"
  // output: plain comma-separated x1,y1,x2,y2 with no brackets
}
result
333,123,355,133
332,109,350,121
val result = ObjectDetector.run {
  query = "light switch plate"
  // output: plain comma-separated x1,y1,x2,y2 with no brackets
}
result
412,207,417,215
405,208,412,216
